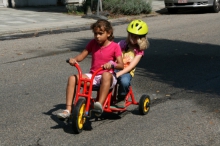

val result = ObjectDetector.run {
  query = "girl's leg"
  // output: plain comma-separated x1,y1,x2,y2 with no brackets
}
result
98,72,113,105
66,74,90,112
65,75,77,112
57,74,89,119
117,73,132,98
57,75,77,118
93,72,113,114
115,73,132,108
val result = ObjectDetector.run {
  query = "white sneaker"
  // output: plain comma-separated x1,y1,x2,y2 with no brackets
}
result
94,102,103,117
57,109,70,119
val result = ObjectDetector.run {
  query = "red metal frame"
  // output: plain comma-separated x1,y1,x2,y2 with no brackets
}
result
72,63,139,116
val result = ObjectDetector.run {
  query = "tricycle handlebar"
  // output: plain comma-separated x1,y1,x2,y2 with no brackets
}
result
66,58,103,79
66,58,114,79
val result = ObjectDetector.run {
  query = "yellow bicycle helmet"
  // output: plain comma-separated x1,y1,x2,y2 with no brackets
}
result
127,19,148,35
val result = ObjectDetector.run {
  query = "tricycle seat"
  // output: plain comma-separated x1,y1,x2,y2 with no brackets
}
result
92,85,100,91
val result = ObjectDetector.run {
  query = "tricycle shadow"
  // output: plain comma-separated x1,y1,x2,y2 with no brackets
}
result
76,108,143,132
43,104,143,134
43,104,74,134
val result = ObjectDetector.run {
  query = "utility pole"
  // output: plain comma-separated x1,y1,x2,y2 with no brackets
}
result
83,0,107,20
85,0,92,15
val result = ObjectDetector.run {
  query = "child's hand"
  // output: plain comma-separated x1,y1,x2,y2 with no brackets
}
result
69,58,78,66
102,62,112,70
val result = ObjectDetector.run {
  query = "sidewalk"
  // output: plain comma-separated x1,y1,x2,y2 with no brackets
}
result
0,0,166,40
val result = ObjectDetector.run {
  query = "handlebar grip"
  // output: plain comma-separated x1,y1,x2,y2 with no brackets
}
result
66,59,70,63
102,65,114,70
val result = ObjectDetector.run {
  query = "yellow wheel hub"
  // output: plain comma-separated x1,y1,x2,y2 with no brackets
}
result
143,98,150,112
78,103,86,129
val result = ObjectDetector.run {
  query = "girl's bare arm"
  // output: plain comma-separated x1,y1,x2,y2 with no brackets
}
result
114,55,124,70
116,55,142,77
69,49,89,65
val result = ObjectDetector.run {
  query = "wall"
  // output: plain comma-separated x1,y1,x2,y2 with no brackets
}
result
4,0,57,7
2,0,85,7
3,0,8,7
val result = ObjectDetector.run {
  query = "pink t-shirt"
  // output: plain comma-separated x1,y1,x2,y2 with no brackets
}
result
86,39,122,74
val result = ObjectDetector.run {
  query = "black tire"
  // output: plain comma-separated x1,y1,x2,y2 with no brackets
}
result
139,95,151,115
167,8,178,14
210,0,220,13
72,98,86,134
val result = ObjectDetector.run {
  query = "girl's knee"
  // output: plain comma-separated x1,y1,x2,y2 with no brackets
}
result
120,77,131,86
101,72,113,83
102,72,112,79
68,75,76,84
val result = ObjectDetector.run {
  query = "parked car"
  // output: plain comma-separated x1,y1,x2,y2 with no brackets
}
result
164,0,220,13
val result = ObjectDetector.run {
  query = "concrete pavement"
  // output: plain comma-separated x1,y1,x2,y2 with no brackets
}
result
152,0,166,12
0,0,166,40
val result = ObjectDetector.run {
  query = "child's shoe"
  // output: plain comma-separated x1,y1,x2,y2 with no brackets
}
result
115,100,125,108
94,102,103,117
56,109,70,119
115,95,126,108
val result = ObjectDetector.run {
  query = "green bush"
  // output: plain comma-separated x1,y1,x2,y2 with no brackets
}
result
66,4,77,13
103,0,152,15
66,2,87,14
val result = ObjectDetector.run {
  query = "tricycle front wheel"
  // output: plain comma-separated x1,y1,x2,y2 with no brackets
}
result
72,97,86,134
139,95,151,115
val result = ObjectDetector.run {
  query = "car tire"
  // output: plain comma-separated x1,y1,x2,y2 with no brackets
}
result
210,0,220,13
167,8,178,14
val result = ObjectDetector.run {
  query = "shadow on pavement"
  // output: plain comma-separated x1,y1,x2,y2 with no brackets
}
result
62,37,220,97
41,36,220,133
43,102,130,134
155,8,168,14
62,37,220,99
140,38,220,95
156,7,213,15
13,5,68,13
6,36,220,97
39,36,220,132
43,104,75,134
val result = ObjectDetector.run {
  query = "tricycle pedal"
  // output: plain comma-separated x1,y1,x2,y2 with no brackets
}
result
82,110,93,118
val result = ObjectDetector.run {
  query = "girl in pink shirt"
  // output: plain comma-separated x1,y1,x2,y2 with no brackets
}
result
57,19,123,119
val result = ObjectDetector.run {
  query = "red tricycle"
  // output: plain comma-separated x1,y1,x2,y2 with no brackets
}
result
67,60,151,134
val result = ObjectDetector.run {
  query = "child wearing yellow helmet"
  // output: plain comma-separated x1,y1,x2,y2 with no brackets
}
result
115,19,150,108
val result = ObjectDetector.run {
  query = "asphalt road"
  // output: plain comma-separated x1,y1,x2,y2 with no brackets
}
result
1,11,220,146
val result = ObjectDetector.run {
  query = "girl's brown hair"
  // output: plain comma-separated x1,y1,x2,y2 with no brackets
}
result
90,19,114,41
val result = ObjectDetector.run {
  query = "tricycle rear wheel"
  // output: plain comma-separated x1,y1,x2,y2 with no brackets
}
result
72,97,86,134
139,95,151,115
